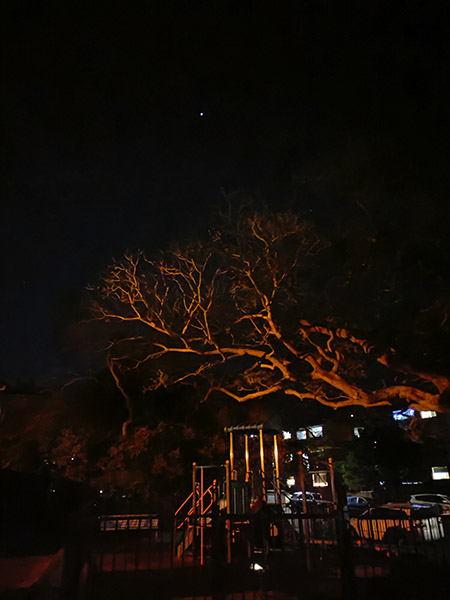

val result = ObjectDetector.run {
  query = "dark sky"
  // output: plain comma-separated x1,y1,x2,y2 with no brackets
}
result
2,1,450,384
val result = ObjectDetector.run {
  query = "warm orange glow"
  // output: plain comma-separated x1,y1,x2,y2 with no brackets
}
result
244,434,249,476
91,212,449,421
229,431,234,477
259,429,266,501
273,434,280,482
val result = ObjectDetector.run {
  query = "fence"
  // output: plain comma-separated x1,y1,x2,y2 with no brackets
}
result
84,510,450,599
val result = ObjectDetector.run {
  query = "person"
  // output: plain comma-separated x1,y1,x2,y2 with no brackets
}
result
211,504,227,564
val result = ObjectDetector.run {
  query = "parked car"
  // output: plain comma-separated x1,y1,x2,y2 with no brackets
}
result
410,493,450,514
347,495,371,516
350,503,444,545
288,491,332,512
290,491,323,503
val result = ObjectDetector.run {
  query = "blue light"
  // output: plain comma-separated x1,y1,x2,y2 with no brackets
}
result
392,408,415,421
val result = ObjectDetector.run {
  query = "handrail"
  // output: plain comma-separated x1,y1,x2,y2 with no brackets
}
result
175,484,216,530
174,491,194,517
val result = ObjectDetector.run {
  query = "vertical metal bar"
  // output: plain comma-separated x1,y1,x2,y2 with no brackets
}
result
226,459,232,563
192,462,197,563
192,462,197,515
200,466,204,565
298,451,310,571
259,428,266,501
273,434,280,504
328,457,337,509
298,451,307,514
229,431,235,478
226,459,231,514
245,433,250,477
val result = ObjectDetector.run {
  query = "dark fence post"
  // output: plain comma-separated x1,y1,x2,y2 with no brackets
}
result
333,463,357,600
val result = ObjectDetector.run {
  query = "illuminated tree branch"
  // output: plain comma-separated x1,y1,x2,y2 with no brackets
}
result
89,209,450,432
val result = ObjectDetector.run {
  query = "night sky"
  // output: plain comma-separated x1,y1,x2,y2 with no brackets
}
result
2,1,450,385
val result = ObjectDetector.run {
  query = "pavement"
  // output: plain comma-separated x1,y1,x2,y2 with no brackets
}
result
0,549,64,593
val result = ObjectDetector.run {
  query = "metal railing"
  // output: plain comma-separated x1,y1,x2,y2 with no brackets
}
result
173,483,218,561
99,513,159,532
84,510,450,599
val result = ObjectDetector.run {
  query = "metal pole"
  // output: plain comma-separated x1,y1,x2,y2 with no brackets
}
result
273,434,281,504
225,459,231,514
192,462,197,562
245,433,250,477
192,462,197,515
329,457,338,509
229,431,235,479
200,466,204,565
298,451,311,570
225,459,232,563
298,452,307,513
259,429,266,501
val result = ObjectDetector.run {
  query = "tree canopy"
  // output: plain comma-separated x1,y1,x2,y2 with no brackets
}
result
89,207,449,432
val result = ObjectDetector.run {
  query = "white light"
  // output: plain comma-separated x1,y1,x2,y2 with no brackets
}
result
312,471,328,487
251,562,264,571
432,466,450,481
286,477,295,487
420,411,437,419
282,430,292,440
309,425,323,437
199,112,204,117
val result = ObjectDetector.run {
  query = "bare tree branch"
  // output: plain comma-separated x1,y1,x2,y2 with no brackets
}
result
88,209,450,430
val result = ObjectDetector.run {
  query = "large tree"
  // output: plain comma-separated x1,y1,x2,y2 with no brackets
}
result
89,208,449,433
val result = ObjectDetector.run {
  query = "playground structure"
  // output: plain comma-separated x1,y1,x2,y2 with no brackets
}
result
227,424,284,506
83,427,450,600
173,424,338,564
